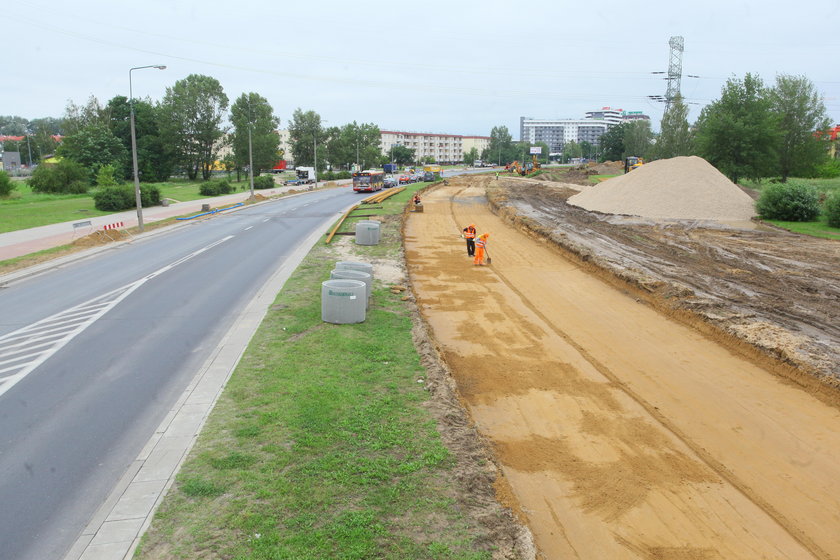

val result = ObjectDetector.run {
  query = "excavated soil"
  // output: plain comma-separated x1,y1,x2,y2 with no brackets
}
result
404,175,840,559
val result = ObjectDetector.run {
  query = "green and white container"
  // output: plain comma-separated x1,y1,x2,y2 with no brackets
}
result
330,268,372,308
355,220,381,245
321,279,366,324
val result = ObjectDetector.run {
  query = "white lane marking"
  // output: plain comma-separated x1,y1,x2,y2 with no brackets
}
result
262,218,269,223
0,235,234,398
244,226,253,231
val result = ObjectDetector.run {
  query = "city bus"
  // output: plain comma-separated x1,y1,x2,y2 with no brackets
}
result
352,170,385,193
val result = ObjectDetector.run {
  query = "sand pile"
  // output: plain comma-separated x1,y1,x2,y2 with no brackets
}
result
568,156,756,222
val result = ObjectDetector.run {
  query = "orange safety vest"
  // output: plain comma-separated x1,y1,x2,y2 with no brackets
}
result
476,237,487,249
463,227,476,239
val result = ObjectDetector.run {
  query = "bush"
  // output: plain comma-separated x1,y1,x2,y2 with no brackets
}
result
141,184,161,207
825,192,840,228
94,186,134,211
815,159,840,179
0,170,14,197
95,164,121,187
199,179,233,196
253,175,275,189
28,160,89,194
755,180,821,221
94,184,161,211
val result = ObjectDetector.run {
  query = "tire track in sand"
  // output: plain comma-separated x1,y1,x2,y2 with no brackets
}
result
405,180,840,559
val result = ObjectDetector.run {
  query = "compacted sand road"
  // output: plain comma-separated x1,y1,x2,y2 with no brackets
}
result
405,181,840,560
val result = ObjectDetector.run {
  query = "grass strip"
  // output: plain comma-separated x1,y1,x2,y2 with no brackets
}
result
135,186,495,560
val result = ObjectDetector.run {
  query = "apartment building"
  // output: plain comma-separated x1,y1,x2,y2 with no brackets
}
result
519,117,609,154
585,107,651,124
461,135,492,157
381,130,490,164
520,108,651,154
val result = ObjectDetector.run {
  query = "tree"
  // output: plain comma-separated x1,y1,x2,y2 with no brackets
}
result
484,125,517,165
0,115,28,135
325,121,381,170
288,108,326,171
56,123,128,176
389,145,415,165
159,74,229,180
534,141,550,164
598,123,627,162
656,94,693,159
562,141,582,162
770,74,830,181
107,95,174,182
694,73,779,183
230,93,281,175
580,141,595,161
463,147,479,165
623,120,654,160
62,96,111,136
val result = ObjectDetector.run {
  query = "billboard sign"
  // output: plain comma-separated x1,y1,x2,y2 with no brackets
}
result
529,147,542,155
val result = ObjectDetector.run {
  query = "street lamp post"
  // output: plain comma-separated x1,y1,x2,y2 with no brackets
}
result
130,64,166,232
246,95,255,199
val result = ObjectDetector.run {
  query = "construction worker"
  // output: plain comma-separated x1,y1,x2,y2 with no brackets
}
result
462,224,477,256
474,233,489,266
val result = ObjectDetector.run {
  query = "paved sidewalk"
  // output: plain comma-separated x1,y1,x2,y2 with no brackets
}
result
0,180,352,262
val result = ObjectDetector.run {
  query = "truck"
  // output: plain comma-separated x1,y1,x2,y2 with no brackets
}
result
473,160,483,167
270,160,288,173
285,167,316,185
383,163,398,174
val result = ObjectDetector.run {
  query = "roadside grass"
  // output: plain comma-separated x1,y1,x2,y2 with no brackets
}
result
0,178,255,232
740,177,840,239
135,180,495,560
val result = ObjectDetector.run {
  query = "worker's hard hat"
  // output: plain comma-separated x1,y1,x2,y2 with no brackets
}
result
470,224,475,227
482,233,489,238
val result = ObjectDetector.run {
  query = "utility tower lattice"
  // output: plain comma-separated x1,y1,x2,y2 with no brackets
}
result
665,36,684,112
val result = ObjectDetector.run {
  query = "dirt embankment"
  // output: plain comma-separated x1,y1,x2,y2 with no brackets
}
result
487,177,840,389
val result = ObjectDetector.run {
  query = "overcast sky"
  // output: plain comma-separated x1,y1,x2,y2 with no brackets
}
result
6,0,840,138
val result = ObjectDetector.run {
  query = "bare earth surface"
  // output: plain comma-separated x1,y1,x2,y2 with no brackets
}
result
404,176,840,559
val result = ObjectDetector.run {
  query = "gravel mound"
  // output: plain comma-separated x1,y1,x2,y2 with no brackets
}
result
567,156,756,222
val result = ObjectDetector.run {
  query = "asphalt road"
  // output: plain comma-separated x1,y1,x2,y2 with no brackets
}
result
0,187,359,560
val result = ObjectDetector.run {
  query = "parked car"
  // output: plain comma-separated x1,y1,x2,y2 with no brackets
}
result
399,175,413,184
384,176,398,188
413,172,424,182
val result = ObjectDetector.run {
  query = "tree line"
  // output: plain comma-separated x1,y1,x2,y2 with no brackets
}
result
1,74,385,189
598,73,837,183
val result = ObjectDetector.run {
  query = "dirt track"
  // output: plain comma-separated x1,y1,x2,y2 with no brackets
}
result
405,178,840,559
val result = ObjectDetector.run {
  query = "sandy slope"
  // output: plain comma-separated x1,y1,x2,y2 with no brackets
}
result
405,180,840,560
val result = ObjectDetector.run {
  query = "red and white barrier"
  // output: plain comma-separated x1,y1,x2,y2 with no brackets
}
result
102,222,125,230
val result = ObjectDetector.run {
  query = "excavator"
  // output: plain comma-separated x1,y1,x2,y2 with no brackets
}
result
507,155,541,176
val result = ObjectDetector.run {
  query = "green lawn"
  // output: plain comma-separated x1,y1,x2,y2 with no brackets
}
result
0,178,254,233
0,182,110,233
135,181,497,560
740,177,840,239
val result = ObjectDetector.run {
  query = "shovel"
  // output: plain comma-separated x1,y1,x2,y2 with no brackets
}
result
485,247,492,265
